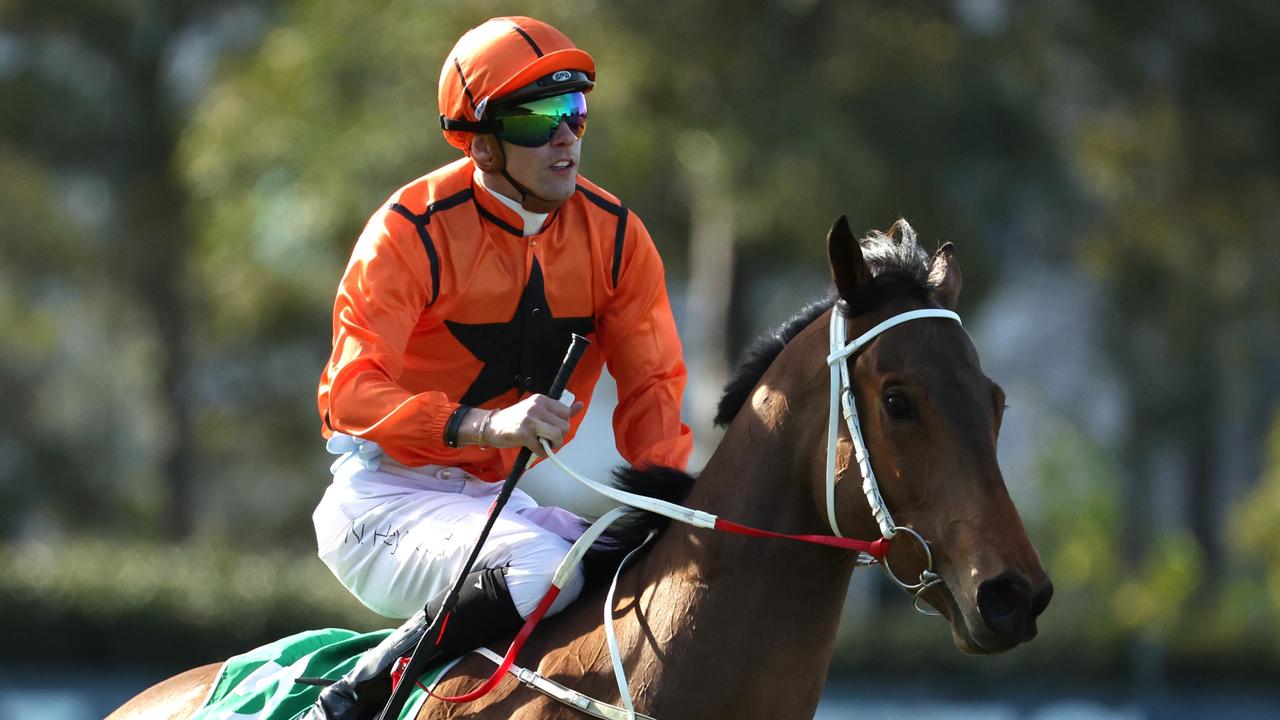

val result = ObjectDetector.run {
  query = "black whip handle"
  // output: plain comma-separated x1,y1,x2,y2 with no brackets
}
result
377,334,590,720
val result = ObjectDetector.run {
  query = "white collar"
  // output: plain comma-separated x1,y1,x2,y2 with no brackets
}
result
474,168,548,237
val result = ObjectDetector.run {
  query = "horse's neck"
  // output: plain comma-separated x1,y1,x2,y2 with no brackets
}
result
620,322,859,717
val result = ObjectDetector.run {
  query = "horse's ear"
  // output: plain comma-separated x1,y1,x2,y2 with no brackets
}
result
928,241,963,310
828,215,872,301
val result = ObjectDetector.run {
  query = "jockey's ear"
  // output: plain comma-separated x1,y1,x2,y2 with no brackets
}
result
828,215,872,302
470,134,505,173
928,242,962,310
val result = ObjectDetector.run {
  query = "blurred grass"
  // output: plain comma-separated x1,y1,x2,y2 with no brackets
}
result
0,539,385,670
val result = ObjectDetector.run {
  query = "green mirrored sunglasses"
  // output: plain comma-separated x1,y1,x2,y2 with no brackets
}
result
491,92,588,147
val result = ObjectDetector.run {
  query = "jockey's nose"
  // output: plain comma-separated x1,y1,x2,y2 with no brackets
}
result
551,119,578,145
977,571,1052,644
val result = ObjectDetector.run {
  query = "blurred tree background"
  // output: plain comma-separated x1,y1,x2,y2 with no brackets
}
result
2,0,1279,695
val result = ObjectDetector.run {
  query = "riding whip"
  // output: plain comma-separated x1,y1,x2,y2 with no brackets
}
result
377,333,591,720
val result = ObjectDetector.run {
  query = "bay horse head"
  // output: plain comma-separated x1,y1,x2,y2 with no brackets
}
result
823,215,1052,653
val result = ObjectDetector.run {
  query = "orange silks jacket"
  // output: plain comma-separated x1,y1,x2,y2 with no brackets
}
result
318,158,693,481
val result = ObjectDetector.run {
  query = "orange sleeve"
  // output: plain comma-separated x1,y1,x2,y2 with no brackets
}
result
597,213,693,470
321,208,460,464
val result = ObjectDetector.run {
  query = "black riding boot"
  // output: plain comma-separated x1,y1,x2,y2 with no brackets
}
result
306,566,524,720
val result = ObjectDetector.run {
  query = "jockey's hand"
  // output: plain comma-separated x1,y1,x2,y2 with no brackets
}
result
462,395,584,457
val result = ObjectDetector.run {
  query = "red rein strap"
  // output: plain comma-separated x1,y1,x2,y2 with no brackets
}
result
714,518,891,558
417,586,562,703
412,521,889,705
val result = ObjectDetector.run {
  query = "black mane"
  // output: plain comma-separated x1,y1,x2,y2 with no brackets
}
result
714,221,936,428
714,298,833,427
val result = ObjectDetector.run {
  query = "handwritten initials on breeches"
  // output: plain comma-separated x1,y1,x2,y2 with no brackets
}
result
313,461,586,620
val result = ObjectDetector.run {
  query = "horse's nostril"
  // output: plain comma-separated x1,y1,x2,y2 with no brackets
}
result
983,587,1020,619
977,572,1033,640
1030,580,1054,619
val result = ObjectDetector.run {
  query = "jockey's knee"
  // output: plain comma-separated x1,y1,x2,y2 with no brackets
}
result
546,565,585,616
504,538,585,619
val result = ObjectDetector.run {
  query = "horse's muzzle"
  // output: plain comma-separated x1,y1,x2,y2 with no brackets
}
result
976,570,1053,646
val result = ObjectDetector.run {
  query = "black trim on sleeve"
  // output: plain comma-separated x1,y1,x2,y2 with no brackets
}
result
576,184,623,215
611,210,628,287
576,185,629,288
426,188,475,216
389,203,440,305
388,188,474,307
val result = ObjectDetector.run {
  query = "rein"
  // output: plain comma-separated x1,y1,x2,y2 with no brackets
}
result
412,437,893,714
539,437,893,558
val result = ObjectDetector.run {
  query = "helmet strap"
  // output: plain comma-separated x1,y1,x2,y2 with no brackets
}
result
490,139,562,213
502,168,560,214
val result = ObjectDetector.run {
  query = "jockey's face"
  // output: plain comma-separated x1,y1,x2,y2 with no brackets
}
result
487,119,581,207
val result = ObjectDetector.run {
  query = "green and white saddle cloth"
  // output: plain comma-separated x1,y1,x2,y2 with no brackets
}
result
193,628,454,720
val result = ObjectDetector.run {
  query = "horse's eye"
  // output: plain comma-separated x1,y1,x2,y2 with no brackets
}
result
883,388,915,420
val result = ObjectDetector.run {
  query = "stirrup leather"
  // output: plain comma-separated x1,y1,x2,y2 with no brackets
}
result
471,647,656,720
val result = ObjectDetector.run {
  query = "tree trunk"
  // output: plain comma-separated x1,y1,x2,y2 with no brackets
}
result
124,14,197,540
678,130,734,463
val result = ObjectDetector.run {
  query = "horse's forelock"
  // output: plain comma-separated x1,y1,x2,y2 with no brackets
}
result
858,219,931,288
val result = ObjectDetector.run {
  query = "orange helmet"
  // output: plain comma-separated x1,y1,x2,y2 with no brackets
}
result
438,17,596,152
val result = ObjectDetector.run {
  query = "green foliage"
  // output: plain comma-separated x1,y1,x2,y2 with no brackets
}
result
1030,426,1205,643
1112,532,1204,638
1223,408,1280,650
1067,3,1280,576
1127,406,1280,680
1021,421,1129,663
1236,411,1280,595
0,143,168,538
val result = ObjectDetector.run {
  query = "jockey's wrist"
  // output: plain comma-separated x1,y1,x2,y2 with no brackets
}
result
457,407,493,448
477,410,494,450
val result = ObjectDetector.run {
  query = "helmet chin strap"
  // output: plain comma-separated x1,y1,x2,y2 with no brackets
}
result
488,138,564,213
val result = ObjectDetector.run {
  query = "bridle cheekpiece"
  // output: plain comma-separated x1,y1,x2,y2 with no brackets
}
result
825,302,963,614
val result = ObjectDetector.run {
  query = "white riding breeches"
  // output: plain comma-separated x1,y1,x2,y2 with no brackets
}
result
313,440,587,621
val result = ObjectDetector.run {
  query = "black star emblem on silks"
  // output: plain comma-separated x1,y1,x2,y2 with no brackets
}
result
446,258,595,406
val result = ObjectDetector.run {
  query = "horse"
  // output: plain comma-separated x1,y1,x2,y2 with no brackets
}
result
110,216,1052,719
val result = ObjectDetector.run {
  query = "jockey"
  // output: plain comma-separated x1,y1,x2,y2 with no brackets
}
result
306,16,692,720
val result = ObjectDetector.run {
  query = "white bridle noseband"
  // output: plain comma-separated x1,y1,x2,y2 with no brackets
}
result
825,303,963,613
